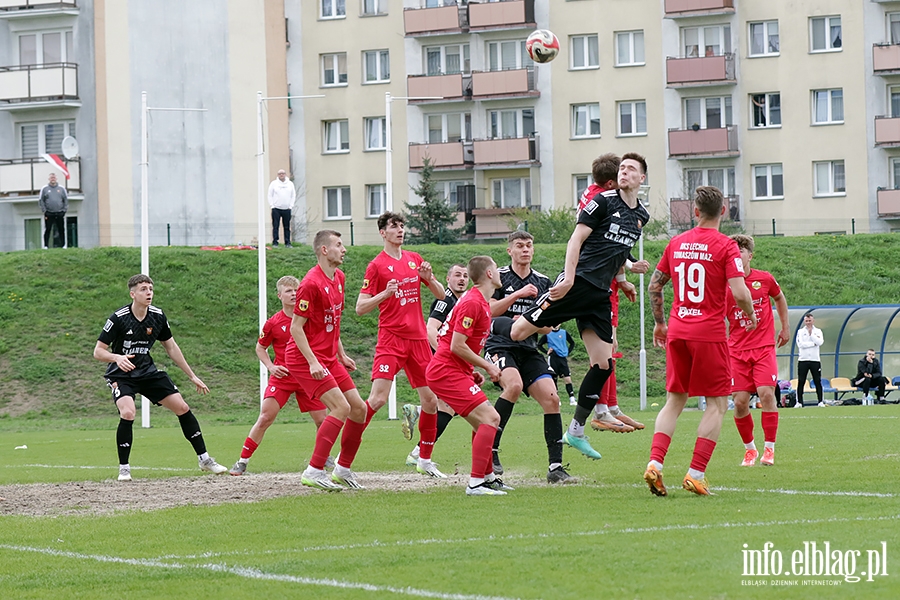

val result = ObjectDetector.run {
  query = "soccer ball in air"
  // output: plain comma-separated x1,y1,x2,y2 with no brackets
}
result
526,29,560,64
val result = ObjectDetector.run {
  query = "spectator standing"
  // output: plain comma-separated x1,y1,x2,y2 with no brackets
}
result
39,172,68,249
796,313,824,407
268,169,295,247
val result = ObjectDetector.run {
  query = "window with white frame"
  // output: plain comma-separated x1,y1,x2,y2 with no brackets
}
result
323,119,349,153
18,30,73,65
19,121,75,157
685,167,736,197
362,0,386,16
425,0,455,6
426,112,471,143
440,180,473,210
890,13,900,45
321,53,348,86
488,108,534,139
814,160,845,196
749,21,779,56
615,30,645,66
684,96,732,129
571,103,600,138
487,39,528,71
570,34,599,69
321,0,346,19
682,25,731,58
325,186,351,218
891,86,900,118
618,101,647,136
812,89,843,124
891,157,900,189
573,174,590,207
753,164,783,199
492,177,531,208
364,116,386,150
810,16,841,52
425,44,470,75
367,184,386,217
750,93,781,128
363,49,390,83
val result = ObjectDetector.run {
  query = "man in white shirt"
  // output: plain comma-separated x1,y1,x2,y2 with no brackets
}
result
795,313,825,407
268,169,296,247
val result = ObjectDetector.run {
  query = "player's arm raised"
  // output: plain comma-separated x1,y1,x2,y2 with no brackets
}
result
489,283,538,316
418,261,445,299
550,223,591,301
355,279,399,316
159,337,209,394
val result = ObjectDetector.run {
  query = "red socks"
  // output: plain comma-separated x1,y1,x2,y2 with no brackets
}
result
600,360,618,408
649,432,672,465
734,413,755,444
761,411,778,443
689,437,717,473
310,415,343,470
337,417,366,469
240,437,259,460
363,401,377,427
472,424,497,478
418,411,437,460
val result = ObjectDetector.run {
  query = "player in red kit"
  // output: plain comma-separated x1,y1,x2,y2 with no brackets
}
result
286,230,368,491
229,275,329,475
645,186,756,497
355,212,447,479
726,234,790,467
426,256,511,496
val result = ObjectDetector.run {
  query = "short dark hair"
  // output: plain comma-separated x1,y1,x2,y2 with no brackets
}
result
128,274,153,290
591,153,620,187
507,230,534,244
730,234,754,253
377,211,405,231
313,229,341,254
467,255,495,284
694,186,723,219
447,263,467,276
621,152,648,175
803,312,815,320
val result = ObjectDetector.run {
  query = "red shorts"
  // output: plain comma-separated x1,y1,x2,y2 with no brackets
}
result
265,375,327,412
283,356,355,399
666,339,731,397
729,346,778,393
371,331,432,388
425,363,490,417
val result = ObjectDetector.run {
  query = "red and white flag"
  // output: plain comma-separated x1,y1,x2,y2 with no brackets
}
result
42,153,70,180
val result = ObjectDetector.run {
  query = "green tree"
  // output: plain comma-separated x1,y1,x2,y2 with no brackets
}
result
404,157,466,244
505,206,576,244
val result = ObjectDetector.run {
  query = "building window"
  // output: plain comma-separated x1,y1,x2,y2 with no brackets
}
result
363,50,390,83
487,40,528,71
492,178,531,208
325,186,351,219
321,0,346,19
570,34,599,69
571,103,600,138
682,25,731,57
684,96,732,129
364,117,386,150
425,0,455,6
438,180,472,210
890,13,900,45
891,158,900,189
19,121,76,157
891,86,900,118
685,167,736,197
750,93,781,128
749,21,779,56
574,174,590,207
323,119,349,153
615,30,645,66
18,30,73,65
426,112,471,143
367,184,386,217
753,164,783,199
814,160,845,196
321,53,347,87
425,44,470,75
810,16,841,52
617,101,647,136
488,108,534,139
362,0,386,16
812,89,843,125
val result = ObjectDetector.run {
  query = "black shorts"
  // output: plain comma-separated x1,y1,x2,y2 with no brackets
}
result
521,276,613,343
486,346,554,396
549,353,571,378
107,372,180,405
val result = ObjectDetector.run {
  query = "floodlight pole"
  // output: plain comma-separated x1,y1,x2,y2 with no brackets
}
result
638,189,649,411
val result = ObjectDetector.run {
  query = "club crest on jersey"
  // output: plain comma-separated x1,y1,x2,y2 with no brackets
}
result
752,281,762,290
363,278,370,288
146,327,153,335
338,283,342,293
462,316,473,329
408,261,416,270
583,199,599,214
259,331,265,340
299,299,309,311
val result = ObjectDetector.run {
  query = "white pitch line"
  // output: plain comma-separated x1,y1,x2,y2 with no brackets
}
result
0,544,522,600
5,464,193,472
785,415,898,419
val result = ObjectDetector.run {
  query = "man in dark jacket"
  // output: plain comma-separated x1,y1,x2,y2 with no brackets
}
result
39,172,68,248
854,349,889,403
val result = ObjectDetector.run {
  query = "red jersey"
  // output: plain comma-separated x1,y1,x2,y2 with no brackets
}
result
286,265,345,362
726,268,781,351
610,279,620,326
578,183,604,213
432,289,492,374
361,250,429,340
258,310,293,365
656,227,743,342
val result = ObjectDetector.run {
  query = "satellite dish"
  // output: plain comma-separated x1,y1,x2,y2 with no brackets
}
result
61,136,79,159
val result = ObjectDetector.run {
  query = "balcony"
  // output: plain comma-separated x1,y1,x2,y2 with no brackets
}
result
0,63,79,109
0,0,78,18
473,135,538,167
875,116,900,147
668,126,739,158
471,67,537,99
407,73,468,102
408,141,473,169
874,44,900,75
468,0,534,32
0,157,81,197
667,54,735,87
471,205,541,239
877,188,900,217
669,195,740,229
403,3,465,36
664,0,734,18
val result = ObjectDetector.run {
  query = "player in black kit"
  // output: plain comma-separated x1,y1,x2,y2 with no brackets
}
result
93,274,227,481
486,231,575,484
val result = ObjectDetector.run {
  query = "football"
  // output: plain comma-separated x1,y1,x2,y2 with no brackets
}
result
526,29,560,64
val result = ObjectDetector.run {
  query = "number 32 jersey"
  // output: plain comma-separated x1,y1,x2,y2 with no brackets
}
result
656,227,743,342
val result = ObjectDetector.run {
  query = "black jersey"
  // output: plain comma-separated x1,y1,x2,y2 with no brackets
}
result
576,189,649,290
98,304,173,379
486,265,551,351
428,288,460,325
